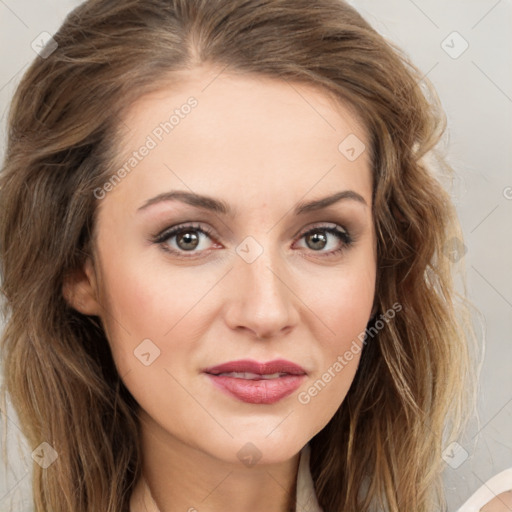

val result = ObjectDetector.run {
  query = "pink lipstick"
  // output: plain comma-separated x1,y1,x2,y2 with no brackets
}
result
203,358,306,404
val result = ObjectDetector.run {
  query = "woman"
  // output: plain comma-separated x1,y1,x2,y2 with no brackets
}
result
0,0,481,511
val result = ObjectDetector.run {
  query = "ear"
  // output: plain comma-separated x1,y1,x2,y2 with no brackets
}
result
62,257,102,316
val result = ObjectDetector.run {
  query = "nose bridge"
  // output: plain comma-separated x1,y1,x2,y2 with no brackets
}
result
245,245,283,297
226,234,298,337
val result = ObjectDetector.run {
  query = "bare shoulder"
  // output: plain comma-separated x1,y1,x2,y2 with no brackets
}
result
480,490,512,512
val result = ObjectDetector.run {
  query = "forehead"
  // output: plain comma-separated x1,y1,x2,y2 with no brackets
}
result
101,66,372,214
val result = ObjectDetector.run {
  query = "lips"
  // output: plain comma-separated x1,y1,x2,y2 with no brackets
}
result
204,358,307,377
203,359,306,404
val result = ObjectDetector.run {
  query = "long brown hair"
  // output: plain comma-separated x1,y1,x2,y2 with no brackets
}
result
0,1,478,510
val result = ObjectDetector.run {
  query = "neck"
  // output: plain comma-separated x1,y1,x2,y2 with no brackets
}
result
130,411,301,512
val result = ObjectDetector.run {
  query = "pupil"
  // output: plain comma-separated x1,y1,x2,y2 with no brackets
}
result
307,231,327,250
177,231,199,250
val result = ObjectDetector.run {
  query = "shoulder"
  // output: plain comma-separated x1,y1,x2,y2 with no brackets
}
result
458,468,512,512
479,491,512,512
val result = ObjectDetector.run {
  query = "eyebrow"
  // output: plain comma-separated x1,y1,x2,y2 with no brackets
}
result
137,189,367,216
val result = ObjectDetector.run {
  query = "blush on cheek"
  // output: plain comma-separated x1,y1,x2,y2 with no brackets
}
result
314,286,373,342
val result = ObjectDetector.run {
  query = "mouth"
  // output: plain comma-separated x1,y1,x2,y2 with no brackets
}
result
203,359,307,404
208,371,291,380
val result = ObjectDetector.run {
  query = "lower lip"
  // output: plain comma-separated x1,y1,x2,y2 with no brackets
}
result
205,373,306,404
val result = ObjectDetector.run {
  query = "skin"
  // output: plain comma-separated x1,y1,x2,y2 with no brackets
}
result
480,491,512,512
65,64,377,512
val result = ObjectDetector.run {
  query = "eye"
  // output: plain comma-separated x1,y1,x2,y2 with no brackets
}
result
153,223,219,257
152,222,353,259
294,224,353,256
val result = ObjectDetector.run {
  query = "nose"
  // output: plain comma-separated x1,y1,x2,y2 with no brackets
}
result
223,243,300,340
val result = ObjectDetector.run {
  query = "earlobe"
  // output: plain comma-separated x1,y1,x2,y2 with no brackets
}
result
62,258,101,316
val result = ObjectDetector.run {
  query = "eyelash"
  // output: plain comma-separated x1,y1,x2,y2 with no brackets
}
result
152,222,354,259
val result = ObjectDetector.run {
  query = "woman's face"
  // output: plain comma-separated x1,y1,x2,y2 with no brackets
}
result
79,65,377,465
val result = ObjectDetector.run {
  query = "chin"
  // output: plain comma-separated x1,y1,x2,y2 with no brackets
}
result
199,430,309,468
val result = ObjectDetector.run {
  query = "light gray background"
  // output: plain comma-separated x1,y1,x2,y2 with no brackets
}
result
0,1,511,511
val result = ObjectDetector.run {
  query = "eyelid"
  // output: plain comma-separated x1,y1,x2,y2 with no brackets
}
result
294,221,348,238
152,222,215,244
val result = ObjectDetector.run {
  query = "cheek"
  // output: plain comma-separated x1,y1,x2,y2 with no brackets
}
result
98,240,204,333
96,244,221,380
295,298,368,439
96,260,207,422
297,250,376,345
293,257,375,433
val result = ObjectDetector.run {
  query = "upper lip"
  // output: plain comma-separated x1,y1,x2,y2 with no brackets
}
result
203,358,307,376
